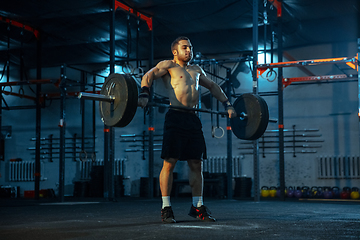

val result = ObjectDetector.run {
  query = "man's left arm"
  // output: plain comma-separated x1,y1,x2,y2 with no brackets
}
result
198,67,237,118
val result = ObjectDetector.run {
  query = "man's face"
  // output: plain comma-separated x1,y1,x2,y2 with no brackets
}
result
175,40,193,62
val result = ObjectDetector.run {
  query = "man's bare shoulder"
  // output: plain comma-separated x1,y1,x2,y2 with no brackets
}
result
156,60,176,69
189,64,205,74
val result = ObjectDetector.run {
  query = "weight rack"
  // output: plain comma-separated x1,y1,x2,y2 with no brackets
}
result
28,134,96,162
120,131,163,160
239,126,323,158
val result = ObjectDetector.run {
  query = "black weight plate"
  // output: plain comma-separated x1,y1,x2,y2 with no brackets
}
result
99,73,138,127
230,93,269,140
247,95,269,140
120,74,139,126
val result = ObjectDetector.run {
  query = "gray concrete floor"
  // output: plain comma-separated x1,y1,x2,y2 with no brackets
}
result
0,197,360,240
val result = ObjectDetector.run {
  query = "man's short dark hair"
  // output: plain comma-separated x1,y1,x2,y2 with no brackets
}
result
171,36,190,53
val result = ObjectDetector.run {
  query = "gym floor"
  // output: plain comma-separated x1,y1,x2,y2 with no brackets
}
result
1,197,359,240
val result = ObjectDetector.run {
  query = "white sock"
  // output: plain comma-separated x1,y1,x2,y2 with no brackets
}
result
192,196,203,208
162,196,171,209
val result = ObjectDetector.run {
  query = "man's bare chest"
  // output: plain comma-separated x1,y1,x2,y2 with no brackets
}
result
168,67,199,84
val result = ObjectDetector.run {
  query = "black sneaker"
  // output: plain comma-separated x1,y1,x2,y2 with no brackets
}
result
188,205,216,222
161,206,176,223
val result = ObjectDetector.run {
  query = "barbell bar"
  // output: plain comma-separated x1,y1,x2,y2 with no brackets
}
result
78,73,271,140
79,92,248,118
78,92,115,103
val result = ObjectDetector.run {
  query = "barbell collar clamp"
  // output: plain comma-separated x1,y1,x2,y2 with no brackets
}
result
239,112,247,120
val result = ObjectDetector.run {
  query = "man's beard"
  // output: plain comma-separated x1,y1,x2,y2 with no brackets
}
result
182,54,192,62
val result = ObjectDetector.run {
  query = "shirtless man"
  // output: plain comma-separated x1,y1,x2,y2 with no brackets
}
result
138,36,236,223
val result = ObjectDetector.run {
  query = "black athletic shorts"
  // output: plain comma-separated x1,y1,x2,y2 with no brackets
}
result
161,109,207,160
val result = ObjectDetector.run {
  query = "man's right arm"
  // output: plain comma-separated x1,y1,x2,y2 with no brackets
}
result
138,60,172,108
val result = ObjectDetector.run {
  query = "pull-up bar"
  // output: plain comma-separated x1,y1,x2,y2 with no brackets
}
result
115,1,153,31
258,56,357,74
282,74,357,88
257,55,358,88
0,15,40,39
0,79,57,87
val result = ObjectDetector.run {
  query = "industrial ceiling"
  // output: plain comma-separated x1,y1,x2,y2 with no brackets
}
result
0,0,358,72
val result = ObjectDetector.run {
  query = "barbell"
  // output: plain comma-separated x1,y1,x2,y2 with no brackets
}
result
78,73,270,140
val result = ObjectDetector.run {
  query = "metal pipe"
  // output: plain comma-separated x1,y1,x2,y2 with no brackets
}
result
30,137,95,141
81,72,86,159
238,150,317,155
251,134,322,138
58,65,66,202
34,31,42,200
252,0,260,202
78,92,115,102
105,0,116,201
258,57,356,69
2,90,37,101
30,151,98,155
238,145,322,149
77,92,232,116
240,140,324,144
125,149,162,152
120,139,163,142
226,68,233,199
277,1,286,202
148,26,154,199
67,65,107,78
358,38,360,153
148,102,228,116
28,146,94,150
92,75,96,161
120,134,163,137
0,78,57,86
266,129,319,132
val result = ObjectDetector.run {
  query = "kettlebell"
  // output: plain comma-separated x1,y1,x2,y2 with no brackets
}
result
316,187,324,198
261,186,270,198
276,187,282,198
302,186,310,198
323,186,333,199
294,187,302,198
287,186,294,198
332,187,340,199
269,186,277,198
310,186,318,198
276,187,288,198
350,187,360,199
340,187,351,199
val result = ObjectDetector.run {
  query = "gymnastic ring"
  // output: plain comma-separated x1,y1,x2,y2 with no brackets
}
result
91,152,96,162
2,85,12,94
19,87,24,98
212,126,225,139
122,63,133,74
133,67,144,78
266,69,277,82
79,150,87,162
